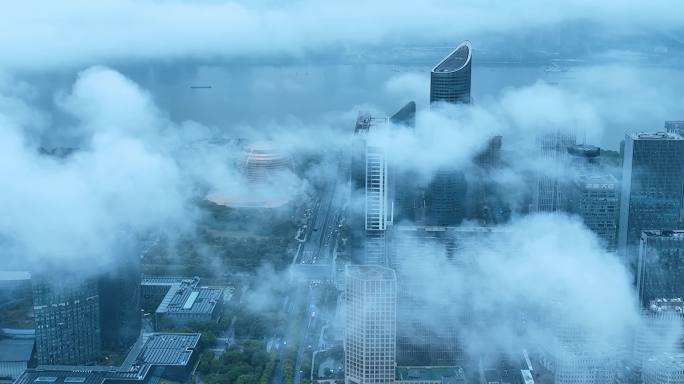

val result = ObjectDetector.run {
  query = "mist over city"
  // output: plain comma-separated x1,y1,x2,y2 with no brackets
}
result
1,2,684,384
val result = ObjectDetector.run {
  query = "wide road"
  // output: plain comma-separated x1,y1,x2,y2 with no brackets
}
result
298,181,343,266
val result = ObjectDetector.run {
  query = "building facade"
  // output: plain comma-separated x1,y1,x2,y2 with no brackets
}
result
426,41,472,226
32,276,101,365
567,174,619,251
665,121,684,136
618,132,684,258
637,231,684,308
634,298,684,380
350,114,391,265
388,226,502,366
98,249,142,354
533,130,576,212
345,265,397,384
430,41,472,105
642,353,684,384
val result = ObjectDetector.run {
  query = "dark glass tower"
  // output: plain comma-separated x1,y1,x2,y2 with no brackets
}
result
98,249,142,354
430,41,472,105
426,169,467,226
33,274,102,365
618,132,684,258
426,42,472,225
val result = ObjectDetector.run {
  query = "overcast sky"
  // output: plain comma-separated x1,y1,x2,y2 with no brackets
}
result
2,0,684,70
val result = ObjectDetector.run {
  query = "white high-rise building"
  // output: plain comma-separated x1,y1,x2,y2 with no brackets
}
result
351,114,391,265
345,265,397,384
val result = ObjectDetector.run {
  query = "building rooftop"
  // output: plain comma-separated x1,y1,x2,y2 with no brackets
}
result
396,366,466,382
15,333,200,384
665,121,684,132
641,230,684,239
393,225,505,234
433,41,472,73
575,173,618,186
136,333,200,366
649,298,684,313
629,131,684,140
141,276,200,286
567,144,600,158
0,338,34,362
346,265,396,281
156,282,223,315
354,113,388,134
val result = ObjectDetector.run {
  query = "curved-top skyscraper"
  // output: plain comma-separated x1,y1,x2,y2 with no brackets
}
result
430,41,472,105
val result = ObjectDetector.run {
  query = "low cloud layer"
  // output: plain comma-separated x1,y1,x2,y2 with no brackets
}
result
395,214,642,361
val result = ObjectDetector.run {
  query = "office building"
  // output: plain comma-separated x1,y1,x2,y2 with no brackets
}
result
426,42,472,225
665,121,684,136
426,169,467,226
567,173,619,251
430,41,472,105
390,101,416,128
388,226,502,366
143,276,223,329
350,114,391,265
345,265,396,384
32,275,101,365
533,130,576,212
538,323,616,384
0,339,34,381
567,144,601,171
642,353,684,384
469,136,506,224
618,132,684,257
98,252,142,354
634,298,684,380
14,333,201,384
637,231,684,307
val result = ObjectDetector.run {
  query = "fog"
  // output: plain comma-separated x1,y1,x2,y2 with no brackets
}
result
2,1,684,378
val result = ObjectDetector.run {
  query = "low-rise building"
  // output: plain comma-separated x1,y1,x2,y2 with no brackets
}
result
14,333,201,384
142,277,224,329
0,339,34,381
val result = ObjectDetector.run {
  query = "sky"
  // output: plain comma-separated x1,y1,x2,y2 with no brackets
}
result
2,0,684,70
1,0,684,369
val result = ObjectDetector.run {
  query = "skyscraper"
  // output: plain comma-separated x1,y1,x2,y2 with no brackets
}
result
637,231,684,307
665,121,684,136
344,265,396,384
634,299,684,382
350,114,390,265
425,42,472,225
564,144,619,250
388,225,502,366
430,41,472,105
32,275,102,365
98,251,142,354
533,130,576,212
389,101,422,224
618,132,684,257
567,173,619,251
426,169,467,226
